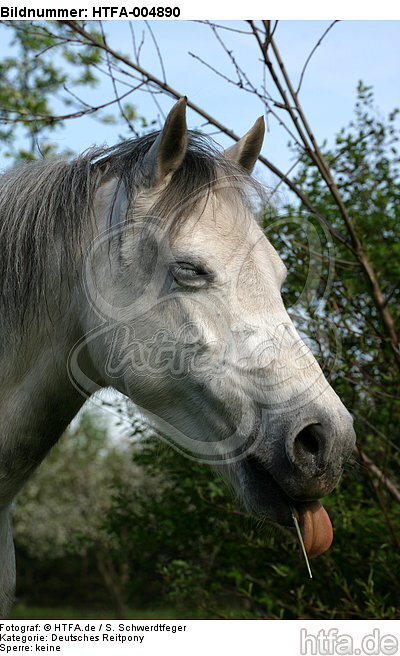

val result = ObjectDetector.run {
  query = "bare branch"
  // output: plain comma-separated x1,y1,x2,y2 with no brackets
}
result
356,446,400,505
191,26,305,150
100,22,138,136
0,84,143,125
145,21,167,84
249,19,400,368
296,21,339,95
194,21,253,35
62,20,349,248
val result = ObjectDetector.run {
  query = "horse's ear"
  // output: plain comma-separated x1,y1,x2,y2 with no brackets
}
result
224,116,265,173
143,96,188,186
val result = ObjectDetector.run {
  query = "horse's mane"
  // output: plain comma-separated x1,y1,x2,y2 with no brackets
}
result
0,131,256,330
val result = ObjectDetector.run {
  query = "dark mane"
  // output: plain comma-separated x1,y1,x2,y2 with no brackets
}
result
0,131,256,330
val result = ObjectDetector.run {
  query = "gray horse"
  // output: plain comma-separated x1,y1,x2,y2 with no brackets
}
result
0,98,355,616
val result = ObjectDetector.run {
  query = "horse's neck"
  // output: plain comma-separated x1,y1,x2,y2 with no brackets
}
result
0,314,86,507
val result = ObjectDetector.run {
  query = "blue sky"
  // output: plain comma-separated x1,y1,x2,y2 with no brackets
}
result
2,20,400,186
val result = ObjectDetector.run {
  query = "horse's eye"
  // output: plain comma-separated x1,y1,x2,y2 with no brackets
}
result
170,262,213,289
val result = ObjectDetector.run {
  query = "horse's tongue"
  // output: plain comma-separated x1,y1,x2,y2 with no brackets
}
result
297,501,333,559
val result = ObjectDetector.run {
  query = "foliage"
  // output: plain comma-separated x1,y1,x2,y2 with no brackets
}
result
0,22,146,162
13,410,161,616
14,408,400,619
103,431,400,619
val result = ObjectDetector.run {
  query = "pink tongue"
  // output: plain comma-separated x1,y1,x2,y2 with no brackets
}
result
298,501,333,559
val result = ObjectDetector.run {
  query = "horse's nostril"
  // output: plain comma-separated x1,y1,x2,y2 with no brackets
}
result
294,424,321,457
282,414,355,499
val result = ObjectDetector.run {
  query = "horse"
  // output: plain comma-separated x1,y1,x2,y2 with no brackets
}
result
0,97,355,616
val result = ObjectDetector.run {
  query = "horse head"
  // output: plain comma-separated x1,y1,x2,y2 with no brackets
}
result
82,98,356,559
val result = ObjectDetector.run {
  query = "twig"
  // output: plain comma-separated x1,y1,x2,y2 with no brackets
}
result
0,85,142,124
145,21,167,84
296,21,339,95
60,21,349,250
194,21,253,35
248,20,400,368
100,22,138,135
356,446,400,504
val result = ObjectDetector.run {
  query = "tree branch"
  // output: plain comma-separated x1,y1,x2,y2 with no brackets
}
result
248,20,400,368
62,20,350,250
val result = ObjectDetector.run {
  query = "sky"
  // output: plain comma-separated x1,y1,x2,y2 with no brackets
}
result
1,20,399,188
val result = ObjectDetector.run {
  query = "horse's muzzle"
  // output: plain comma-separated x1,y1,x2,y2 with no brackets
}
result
270,407,356,501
